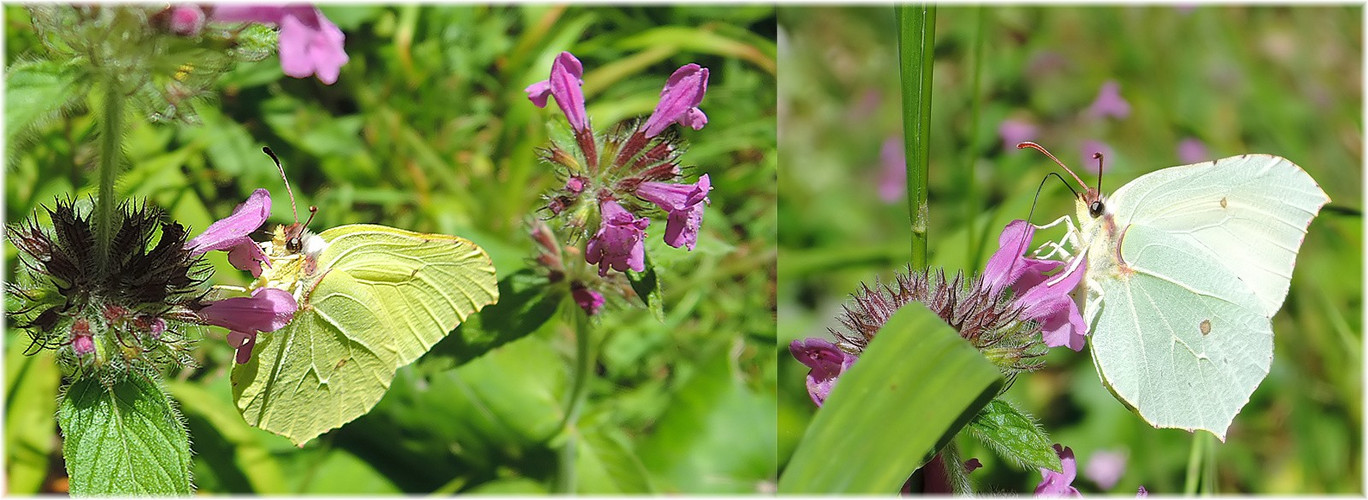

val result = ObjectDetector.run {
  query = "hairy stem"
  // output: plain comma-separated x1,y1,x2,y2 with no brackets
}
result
95,76,124,273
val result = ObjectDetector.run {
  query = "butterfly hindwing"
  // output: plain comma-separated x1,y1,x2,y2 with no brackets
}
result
232,224,498,445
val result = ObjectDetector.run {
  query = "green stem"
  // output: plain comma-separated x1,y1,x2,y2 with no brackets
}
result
555,301,594,493
95,76,124,272
896,4,936,269
1183,432,1206,494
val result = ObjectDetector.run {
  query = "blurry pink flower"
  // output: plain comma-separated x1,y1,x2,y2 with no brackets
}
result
1177,137,1210,164
1035,444,1082,496
168,5,206,36
789,338,855,406
1085,450,1127,490
999,118,1039,151
1087,81,1131,120
211,5,349,84
877,136,906,203
571,285,605,316
1079,140,1114,175
642,63,709,137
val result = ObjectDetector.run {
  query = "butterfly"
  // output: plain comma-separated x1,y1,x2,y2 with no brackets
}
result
1023,142,1329,440
231,149,499,445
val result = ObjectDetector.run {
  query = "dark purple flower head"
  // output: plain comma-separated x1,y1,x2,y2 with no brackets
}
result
788,338,856,406
1177,137,1210,164
635,174,711,250
527,52,589,133
211,5,348,84
1137,486,1149,496
1087,81,1131,120
186,188,272,277
984,220,1088,351
1035,444,1082,496
585,199,649,276
571,284,605,316
642,64,709,137
877,136,906,203
999,118,1039,152
197,287,297,364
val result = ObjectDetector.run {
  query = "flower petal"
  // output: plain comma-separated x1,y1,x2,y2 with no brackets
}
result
549,52,588,132
525,80,552,108
788,338,856,406
584,199,649,276
1035,444,1081,496
642,64,709,137
187,189,271,255
198,287,297,334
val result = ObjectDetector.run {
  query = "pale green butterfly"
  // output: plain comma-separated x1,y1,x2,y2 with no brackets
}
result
1022,142,1329,440
232,151,499,445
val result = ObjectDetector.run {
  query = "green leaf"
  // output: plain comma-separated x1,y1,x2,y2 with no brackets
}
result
966,399,1061,472
58,376,192,495
5,58,87,144
626,252,665,322
574,425,653,493
636,342,777,493
5,339,60,494
778,303,1002,493
428,269,565,368
165,378,288,494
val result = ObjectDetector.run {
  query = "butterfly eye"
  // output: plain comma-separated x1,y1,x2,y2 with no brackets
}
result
286,236,302,253
1089,200,1105,218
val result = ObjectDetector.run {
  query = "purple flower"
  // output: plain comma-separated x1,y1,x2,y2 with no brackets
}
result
585,199,649,276
983,220,1088,351
168,5,205,36
571,285,605,316
198,287,298,364
1087,81,1131,120
526,52,589,133
789,338,856,407
999,118,1039,151
1137,486,1149,496
1035,444,1082,496
1177,137,1210,164
186,189,272,277
1085,450,1127,490
1079,140,1114,175
71,318,95,356
635,174,711,250
877,136,906,203
642,64,709,137
211,6,348,84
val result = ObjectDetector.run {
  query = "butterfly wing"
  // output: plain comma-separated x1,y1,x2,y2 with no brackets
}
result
1085,155,1328,440
232,224,498,445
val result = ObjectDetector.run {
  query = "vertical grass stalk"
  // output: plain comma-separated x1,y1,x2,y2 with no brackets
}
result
963,7,987,270
896,4,936,269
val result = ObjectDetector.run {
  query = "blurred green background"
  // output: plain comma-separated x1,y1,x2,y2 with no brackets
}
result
6,5,776,494
777,6,1360,494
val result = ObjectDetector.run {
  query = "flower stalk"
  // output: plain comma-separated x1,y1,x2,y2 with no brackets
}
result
896,3,935,268
95,76,124,274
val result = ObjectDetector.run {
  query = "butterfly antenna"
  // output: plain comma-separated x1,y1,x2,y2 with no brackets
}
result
303,206,318,229
1003,172,1076,275
262,147,299,223
1017,142,1089,194
1092,151,1105,194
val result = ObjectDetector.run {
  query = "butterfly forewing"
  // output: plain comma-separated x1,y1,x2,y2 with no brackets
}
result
1083,154,1328,440
1105,155,1329,316
315,224,499,365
